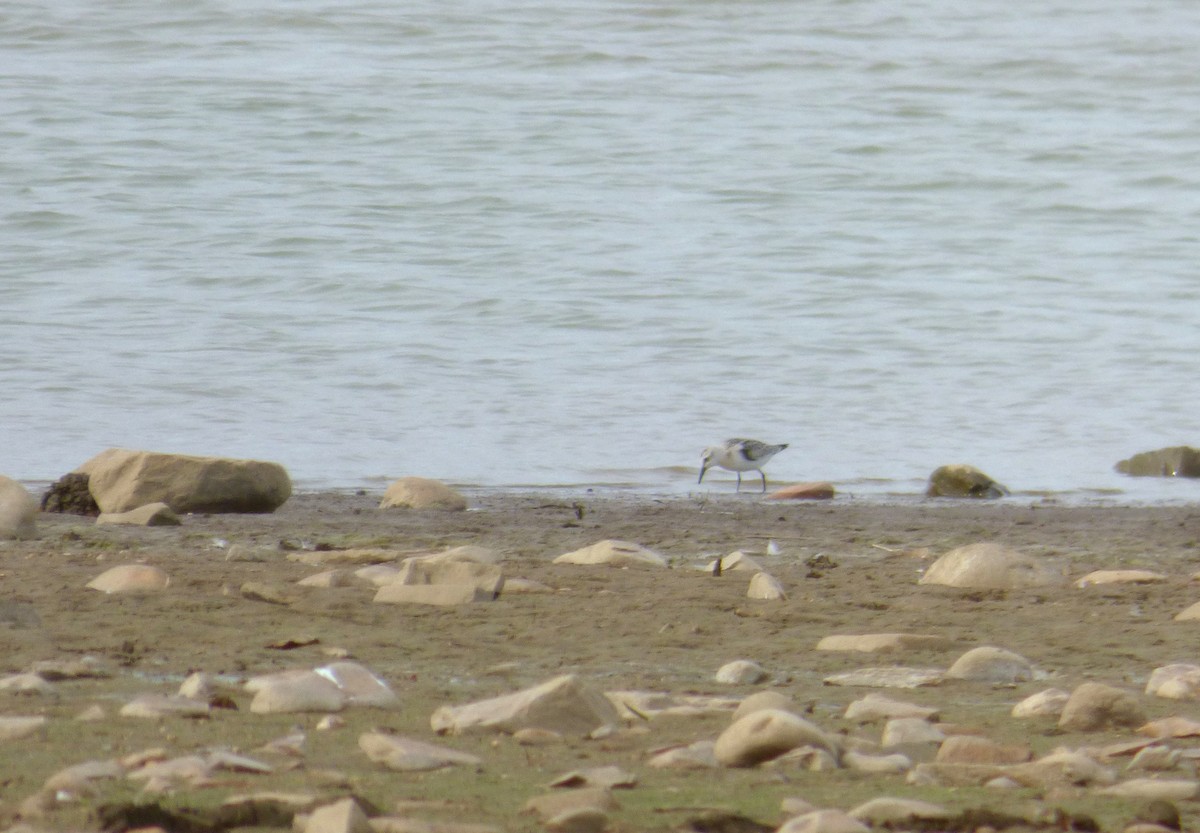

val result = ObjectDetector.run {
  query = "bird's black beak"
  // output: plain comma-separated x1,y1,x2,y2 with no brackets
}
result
698,464,708,484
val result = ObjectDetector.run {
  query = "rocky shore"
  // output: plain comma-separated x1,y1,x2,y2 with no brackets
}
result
3,488,1200,833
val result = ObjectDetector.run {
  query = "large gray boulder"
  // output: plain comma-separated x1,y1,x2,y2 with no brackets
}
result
77,448,291,514
1116,446,1200,477
925,464,1007,498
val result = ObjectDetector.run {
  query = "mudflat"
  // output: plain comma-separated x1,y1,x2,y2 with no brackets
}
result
3,490,1200,831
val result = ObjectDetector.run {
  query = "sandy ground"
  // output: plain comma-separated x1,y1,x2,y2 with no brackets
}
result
4,490,1200,831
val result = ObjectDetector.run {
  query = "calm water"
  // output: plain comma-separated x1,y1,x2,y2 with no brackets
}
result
4,1,1200,500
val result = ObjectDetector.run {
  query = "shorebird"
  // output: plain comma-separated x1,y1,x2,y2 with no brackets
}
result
698,438,789,493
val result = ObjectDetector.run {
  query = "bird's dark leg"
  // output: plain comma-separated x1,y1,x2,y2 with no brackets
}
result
759,471,767,493
735,472,742,492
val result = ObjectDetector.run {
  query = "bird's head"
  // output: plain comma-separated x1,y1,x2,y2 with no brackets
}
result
698,447,715,483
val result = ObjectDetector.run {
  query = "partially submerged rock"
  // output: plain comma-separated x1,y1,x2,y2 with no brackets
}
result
926,464,1007,498
1116,446,1200,477
78,448,291,513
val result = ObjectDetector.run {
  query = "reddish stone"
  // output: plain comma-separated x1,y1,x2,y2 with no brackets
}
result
767,482,835,501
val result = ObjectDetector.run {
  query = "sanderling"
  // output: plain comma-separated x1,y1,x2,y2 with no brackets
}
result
698,438,789,493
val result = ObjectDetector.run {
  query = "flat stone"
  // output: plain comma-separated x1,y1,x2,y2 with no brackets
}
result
841,750,911,774
304,797,373,833
935,735,1031,764
646,741,720,769
823,667,944,689
747,572,786,600
844,693,939,723
1146,664,1200,700
1138,716,1200,739
545,807,609,833
1012,688,1071,718
714,708,836,767
1059,682,1145,732
95,502,180,526
552,540,667,567
1076,569,1168,587
848,797,953,824
390,558,504,595
0,673,55,695
777,809,870,833
359,731,483,771
87,564,170,594
605,690,739,721
1099,779,1199,801
431,674,620,737
119,694,210,719
944,646,1034,683
817,633,952,654
0,716,47,741
298,570,354,588
919,542,1062,589
315,662,399,708
288,548,405,566
523,787,619,820
354,565,402,585
379,477,467,511
733,691,795,722
373,584,494,606
714,660,768,685
704,551,765,573
246,670,346,714
881,717,945,748
549,765,636,789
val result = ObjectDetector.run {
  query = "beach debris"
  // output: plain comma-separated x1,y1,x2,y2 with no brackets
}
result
378,476,467,511
714,659,768,685
552,539,667,567
40,471,99,515
944,646,1034,683
76,447,291,513
925,464,1007,498
919,542,1063,589
86,564,170,594
431,674,620,737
